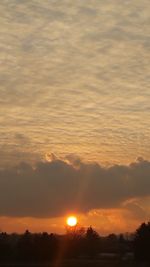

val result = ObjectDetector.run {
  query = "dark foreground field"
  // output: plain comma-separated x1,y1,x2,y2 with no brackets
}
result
0,259,149,267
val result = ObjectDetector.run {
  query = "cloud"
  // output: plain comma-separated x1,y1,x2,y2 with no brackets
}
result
0,0,150,166
0,156,150,218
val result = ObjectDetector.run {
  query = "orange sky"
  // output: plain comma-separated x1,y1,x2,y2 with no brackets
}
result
0,207,148,235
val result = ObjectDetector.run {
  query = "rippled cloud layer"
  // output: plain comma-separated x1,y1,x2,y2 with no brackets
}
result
0,0,150,166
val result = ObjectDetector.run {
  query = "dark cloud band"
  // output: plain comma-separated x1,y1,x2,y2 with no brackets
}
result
0,157,150,217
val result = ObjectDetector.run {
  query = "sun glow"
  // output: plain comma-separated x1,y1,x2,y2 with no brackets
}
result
66,216,78,227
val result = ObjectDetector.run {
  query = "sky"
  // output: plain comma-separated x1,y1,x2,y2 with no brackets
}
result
0,0,150,234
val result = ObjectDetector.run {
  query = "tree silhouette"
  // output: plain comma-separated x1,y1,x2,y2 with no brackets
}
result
64,226,86,258
134,222,150,261
0,232,12,261
85,227,100,258
17,230,34,261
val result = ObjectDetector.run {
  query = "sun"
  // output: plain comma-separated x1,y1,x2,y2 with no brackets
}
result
66,216,78,227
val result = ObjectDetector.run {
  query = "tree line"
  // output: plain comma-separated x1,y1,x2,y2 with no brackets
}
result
0,222,149,262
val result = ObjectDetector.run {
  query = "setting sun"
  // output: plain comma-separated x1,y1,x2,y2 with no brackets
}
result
66,216,78,227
